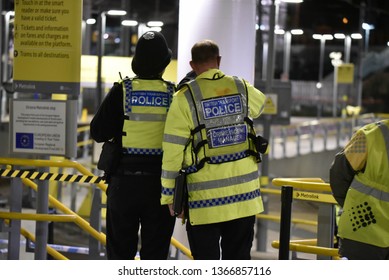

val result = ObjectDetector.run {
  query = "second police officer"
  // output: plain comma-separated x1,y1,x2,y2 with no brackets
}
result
161,39,267,260
90,31,176,260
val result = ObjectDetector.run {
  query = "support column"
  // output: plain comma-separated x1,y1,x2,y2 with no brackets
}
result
176,0,258,257
178,0,257,84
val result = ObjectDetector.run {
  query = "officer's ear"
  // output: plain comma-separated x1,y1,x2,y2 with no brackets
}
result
217,56,221,68
189,60,198,74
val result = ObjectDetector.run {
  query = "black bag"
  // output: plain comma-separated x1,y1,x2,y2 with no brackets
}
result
172,170,188,217
97,140,122,175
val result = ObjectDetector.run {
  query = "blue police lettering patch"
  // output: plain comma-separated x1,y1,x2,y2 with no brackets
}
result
208,124,247,148
130,91,169,107
201,95,242,119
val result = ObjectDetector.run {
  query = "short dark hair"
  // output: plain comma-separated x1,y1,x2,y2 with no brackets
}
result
191,40,219,63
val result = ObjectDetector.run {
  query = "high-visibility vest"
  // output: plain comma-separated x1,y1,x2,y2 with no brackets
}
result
121,77,175,155
338,120,389,247
162,72,266,225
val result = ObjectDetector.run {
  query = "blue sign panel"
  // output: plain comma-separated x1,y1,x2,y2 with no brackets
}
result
130,91,169,107
16,132,34,149
209,124,247,148
201,95,242,119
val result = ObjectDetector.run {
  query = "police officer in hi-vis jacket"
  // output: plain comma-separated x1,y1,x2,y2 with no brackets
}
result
330,120,389,260
161,39,267,260
90,31,176,260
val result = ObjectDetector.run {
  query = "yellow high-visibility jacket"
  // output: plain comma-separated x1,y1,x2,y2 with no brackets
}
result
338,120,389,247
121,77,175,155
161,69,266,225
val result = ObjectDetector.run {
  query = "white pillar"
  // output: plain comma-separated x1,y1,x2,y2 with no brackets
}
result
178,0,257,84
174,0,257,258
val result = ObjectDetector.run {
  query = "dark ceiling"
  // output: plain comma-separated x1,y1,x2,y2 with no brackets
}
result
85,0,388,45
298,0,389,36
3,0,388,46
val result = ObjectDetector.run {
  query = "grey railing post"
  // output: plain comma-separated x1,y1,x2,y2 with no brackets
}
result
7,177,23,259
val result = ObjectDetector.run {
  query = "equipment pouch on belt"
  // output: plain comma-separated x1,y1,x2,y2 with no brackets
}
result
173,170,187,217
97,140,122,175
255,135,269,154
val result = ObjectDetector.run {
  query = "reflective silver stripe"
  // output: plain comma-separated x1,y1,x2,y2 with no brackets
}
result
232,76,247,110
184,89,201,147
190,81,205,125
161,169,179,180
184,89,198,125
351,179,389,202
377,121,389,161
125,113,166,121
163,133,189,146
258,103,265,115
188,170,259,192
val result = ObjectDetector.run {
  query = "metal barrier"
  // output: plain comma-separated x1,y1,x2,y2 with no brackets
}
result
0,157,193,260
76,125,93,159
260,114,379,159
271,177,338,260
259,188,318,228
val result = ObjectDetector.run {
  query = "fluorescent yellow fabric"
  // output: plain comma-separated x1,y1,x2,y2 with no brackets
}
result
121,78,173,152
338,120,389,247
161,69,266,225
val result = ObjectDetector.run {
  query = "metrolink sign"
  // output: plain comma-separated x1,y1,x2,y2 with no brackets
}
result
293,191,337,204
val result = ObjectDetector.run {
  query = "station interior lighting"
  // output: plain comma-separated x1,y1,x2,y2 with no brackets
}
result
147,21,164,27
121,20,138,27
312,34,334,40
351,33,362,39
274,29,303,35
281,0,303,3
86,18,96,25
290,29,303,35
334,33,346,39
106,10,127,16
362,22,375,30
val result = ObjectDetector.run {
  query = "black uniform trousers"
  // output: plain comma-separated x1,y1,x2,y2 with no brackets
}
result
186,215,256,260
106,172,175,260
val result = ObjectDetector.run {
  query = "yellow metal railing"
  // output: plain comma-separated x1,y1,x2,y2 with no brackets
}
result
272,177,332,193
270,177,339,259
256,213,318,227
2,218,69,260
0,157,193,260
0,212,77,222
21,176,107,244
271,239,340,260
259,187,319,228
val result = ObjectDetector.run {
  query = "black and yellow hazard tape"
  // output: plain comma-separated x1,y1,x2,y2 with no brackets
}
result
0,168,105,184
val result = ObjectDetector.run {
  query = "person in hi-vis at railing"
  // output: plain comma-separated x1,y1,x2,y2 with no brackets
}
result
330,119,389,260
161,39,268,260
90,31,176,260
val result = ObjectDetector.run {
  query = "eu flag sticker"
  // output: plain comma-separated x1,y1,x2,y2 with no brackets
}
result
16,133,34,149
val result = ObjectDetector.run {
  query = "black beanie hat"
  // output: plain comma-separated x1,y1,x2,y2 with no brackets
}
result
132,31,172,77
